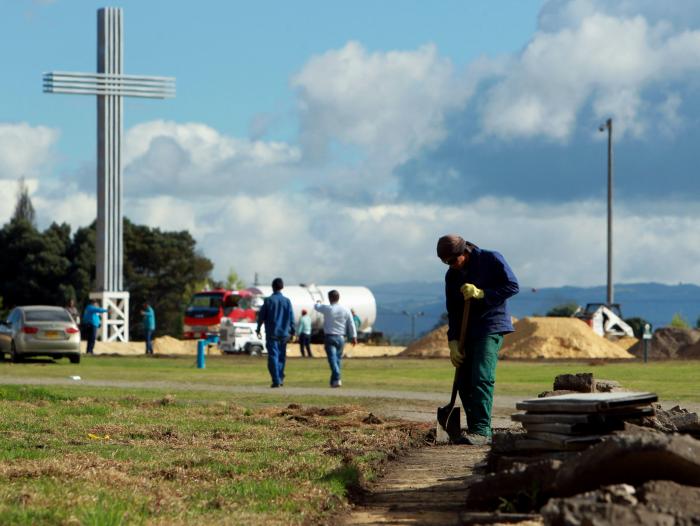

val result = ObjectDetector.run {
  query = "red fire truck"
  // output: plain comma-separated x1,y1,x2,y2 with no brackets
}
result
182,289,259,339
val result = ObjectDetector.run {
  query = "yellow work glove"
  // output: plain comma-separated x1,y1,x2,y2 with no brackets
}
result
448,340,464,368
460,283,485,300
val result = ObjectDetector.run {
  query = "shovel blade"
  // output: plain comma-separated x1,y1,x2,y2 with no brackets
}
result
436,405,461,443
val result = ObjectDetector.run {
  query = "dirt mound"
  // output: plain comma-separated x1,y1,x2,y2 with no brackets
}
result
152,336,198,355
400,325,449,357
401,317,634,360
501,317,634,360
628,327,700,359
678,340,700,359
614,336,639,352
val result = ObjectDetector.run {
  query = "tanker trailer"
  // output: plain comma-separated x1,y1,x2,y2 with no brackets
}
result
246,284,376,340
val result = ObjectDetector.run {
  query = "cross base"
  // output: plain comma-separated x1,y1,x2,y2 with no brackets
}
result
89,291,130,343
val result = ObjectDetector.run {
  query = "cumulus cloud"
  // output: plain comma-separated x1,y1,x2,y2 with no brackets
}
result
117,191,700,288
477,8,700,141
0,123,58,180
292,42,470,174
538,0,700,33
124,120,301,197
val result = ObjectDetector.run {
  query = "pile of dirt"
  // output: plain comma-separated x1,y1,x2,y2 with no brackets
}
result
613,335,639,352
401,318,634,360
81,337,198,356
152,336,198,355
628,327,700,359
501,317,634,360
81,340,143,355
400,325,448,357
678,339,700,359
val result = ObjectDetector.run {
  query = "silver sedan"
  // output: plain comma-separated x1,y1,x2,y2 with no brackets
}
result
0,306,81,363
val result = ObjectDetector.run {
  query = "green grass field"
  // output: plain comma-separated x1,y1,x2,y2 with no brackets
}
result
0,355,697,524
0,381,425,525
1,354,698,401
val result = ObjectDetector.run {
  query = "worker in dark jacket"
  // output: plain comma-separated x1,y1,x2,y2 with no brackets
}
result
437,235,519,445
256,277,295,388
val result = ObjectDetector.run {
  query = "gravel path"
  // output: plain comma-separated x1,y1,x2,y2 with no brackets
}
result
343,445,491,526
0,375,524,428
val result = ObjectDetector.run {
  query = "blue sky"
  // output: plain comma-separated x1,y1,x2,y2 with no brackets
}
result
2,0,700,289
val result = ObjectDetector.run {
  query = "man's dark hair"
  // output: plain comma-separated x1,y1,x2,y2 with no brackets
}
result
272,277,284,291
436,235,478,260
328,290,340,303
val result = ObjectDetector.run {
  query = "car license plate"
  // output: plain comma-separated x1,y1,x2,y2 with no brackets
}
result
44,330,60,339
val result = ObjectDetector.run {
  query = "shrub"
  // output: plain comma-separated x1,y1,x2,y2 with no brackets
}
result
670,313,690,329
546,303,579,317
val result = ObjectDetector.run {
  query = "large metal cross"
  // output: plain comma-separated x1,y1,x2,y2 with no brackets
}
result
43,7,175,342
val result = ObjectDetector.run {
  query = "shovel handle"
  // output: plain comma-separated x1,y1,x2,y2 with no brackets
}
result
448,299,471,407
459,299,471,354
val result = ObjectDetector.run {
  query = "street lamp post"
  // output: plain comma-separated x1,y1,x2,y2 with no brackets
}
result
402,310,425,340
599,118,614,306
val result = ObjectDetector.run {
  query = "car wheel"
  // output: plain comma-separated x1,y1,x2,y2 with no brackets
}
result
10,341,21,363
69,354,81,364
248,345,263,357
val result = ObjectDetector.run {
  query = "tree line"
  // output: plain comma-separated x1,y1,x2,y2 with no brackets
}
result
0,180,213,339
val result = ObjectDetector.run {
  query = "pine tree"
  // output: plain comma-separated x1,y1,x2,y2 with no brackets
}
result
11,177,36,226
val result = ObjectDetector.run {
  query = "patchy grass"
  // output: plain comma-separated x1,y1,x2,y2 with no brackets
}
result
0,355,697,523
0,389,427,525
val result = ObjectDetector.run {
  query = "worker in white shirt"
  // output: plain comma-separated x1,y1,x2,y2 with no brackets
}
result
313,290,357,387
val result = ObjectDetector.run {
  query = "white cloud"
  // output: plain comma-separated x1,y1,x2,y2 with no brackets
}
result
108,192,700,289
0,180,21,224
0,123,58,180
292,42,470,173
34,190,94,227
539,0,700,33
123,120,301,197
478,9,700,141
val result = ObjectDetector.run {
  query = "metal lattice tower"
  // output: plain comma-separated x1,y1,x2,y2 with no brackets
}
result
43,7,175,342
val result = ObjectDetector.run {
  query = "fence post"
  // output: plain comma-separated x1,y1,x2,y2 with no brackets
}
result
197,340,206,369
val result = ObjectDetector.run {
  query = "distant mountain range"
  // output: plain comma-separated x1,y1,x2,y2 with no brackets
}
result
370,281,700,342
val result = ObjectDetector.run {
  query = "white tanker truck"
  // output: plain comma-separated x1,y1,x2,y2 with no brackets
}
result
248,284,377,338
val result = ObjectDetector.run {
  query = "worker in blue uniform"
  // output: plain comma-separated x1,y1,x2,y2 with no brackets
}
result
82,300,108,355
256,277,295,388
437,234,519,445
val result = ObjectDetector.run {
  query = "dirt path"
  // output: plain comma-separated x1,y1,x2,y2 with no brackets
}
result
344,444,488,525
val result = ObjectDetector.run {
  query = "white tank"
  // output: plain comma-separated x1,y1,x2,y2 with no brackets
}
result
247,284,376,334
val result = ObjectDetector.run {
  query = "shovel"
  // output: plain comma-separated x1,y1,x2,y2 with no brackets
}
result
436,299,470,442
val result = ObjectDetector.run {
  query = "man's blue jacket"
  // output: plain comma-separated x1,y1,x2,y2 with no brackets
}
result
82,304,108,328
142,306,156,331
256,291,295,339
445,247,519,341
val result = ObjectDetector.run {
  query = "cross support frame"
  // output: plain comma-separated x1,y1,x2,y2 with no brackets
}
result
43,8,175,343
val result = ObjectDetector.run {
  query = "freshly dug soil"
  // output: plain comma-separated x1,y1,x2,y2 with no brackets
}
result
400,325,449,357
628,327,700,360
501,317,634,360
401,317,634,360
613,336,639,352
678,340,700,359
153,335,198,355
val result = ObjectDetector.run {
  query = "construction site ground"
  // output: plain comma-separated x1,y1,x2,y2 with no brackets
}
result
2,371,698,524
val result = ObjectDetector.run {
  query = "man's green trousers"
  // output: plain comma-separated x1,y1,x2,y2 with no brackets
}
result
457,333,503,437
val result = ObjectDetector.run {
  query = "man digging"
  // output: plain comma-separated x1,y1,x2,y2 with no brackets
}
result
437,235,519,445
